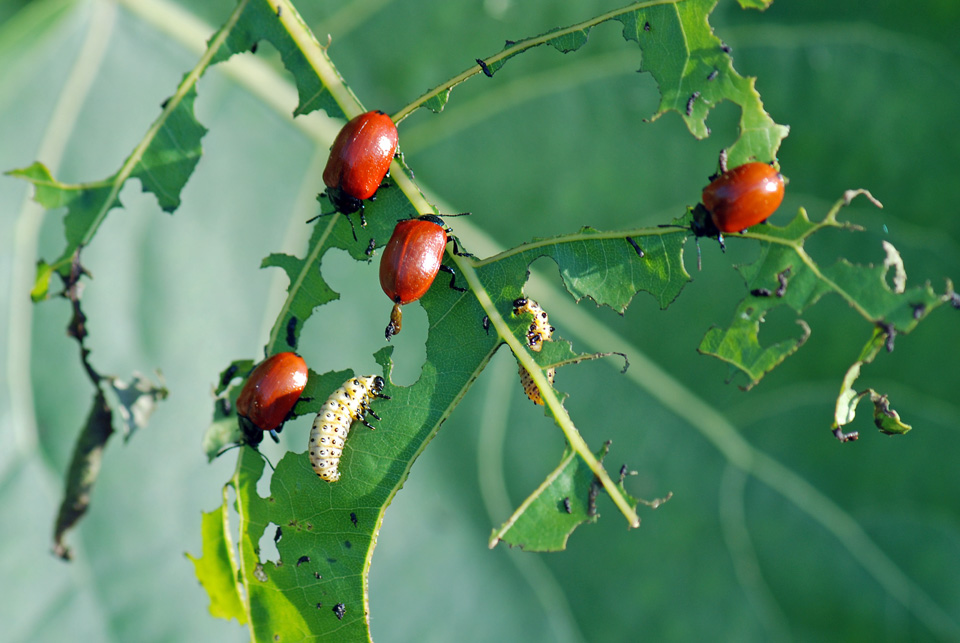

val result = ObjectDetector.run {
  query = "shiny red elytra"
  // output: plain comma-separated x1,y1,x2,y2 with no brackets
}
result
380,217,448,305
701,162,784,233
322,110,398,216
236,352,308,446
379,215,467,339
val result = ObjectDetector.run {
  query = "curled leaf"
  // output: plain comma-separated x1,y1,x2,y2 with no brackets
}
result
53,392,113,561
833,328,912,441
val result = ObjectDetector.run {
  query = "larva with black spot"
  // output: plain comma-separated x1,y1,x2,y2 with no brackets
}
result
309,376,389,482
514,296,557,404
513,297,554,351
519,364,555,406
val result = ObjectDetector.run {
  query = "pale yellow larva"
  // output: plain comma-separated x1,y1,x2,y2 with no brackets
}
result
309,375,388,482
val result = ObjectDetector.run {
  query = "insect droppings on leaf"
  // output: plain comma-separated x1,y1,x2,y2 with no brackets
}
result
286,317,298,347
776,268,791,297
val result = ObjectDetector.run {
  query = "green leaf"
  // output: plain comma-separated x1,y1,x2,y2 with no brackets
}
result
487,226,690,311
30,259,54,302
8,0,960,641
8,80,207,297
136,86,207,212
489,444,607,552
232,444,376,639
216,0,342,118
833,328,913,441
699,306,810,388
617,0,789,164
9,0,347,300
871,394,912,435
428,0,789,169
699,192,950,389
186,504,247,624
7,161,120,297
737,0,774,10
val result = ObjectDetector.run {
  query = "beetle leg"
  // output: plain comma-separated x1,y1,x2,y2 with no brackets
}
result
439,264,466,292
449,235,476,258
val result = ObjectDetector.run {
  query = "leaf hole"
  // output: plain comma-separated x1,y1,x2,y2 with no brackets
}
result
300,249,425,386
753,304,806,348
258,522,281,565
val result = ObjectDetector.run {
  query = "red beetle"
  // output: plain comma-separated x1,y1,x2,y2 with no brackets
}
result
322,110,398,221
236,352,308,445
702,162,784,233
379,215,468,339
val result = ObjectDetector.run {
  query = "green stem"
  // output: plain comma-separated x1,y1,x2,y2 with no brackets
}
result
392,0,684,124
455,253,641,527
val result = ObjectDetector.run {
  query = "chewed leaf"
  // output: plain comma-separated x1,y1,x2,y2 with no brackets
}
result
231,453,318,639
137,88,207,211
700,310,810,389
53,368,169,559
872,395,912,436
53,391,113,560
216,0,341,118
11,87,207,299
11,0,347,300
8,163,121,299
202,405,241,462
700,193,952,388
447,0,787,166
186,505,247,623
617,0,789,164
832,329,912,441
737,0,774,10
261,184,411,354
103,372,168,442
881,240,907,294
481,226,689,313
543,25,591,53
489,444,610,551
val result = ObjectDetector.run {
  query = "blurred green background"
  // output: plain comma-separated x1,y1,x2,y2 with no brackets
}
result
2,0,959,641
